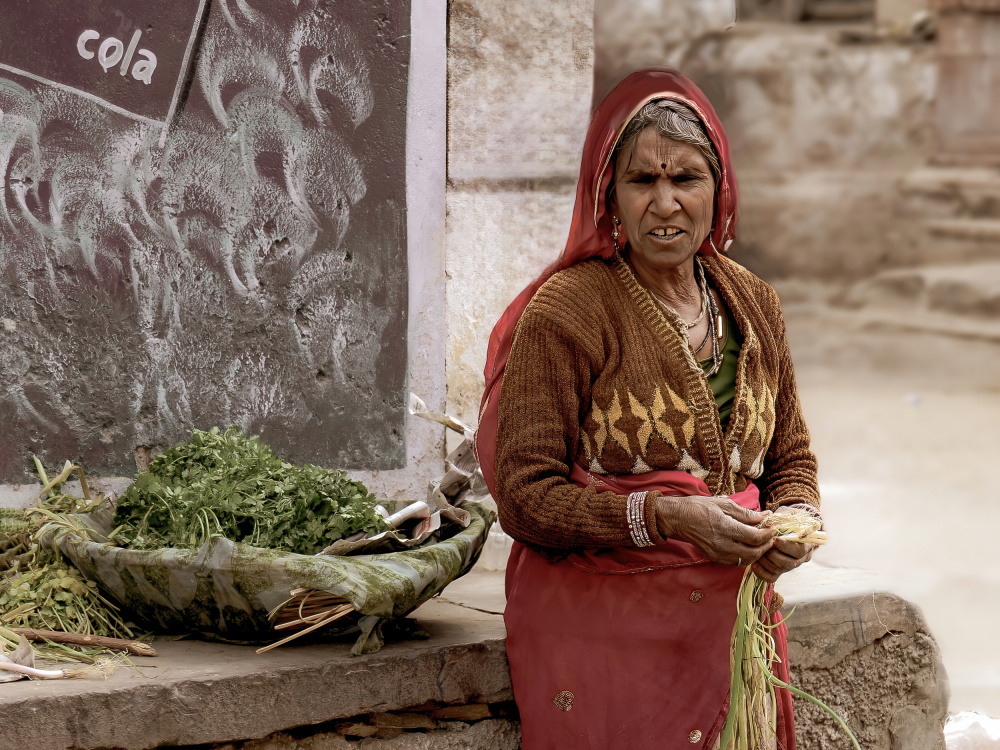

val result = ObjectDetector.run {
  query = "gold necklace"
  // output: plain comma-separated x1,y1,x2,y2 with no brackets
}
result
649,264,710,329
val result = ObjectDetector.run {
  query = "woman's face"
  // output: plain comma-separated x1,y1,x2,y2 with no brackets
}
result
610,127,716,274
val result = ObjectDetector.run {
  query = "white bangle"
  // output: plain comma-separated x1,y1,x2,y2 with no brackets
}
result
626,492,655,547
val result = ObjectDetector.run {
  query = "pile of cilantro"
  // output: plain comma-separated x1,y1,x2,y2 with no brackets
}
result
112,427,389,555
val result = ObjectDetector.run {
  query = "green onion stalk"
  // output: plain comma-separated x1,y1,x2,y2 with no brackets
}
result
719,508,861,750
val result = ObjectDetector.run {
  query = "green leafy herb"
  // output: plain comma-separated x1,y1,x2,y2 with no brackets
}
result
1,491,134,643
112,427,389,555
0,557,133,640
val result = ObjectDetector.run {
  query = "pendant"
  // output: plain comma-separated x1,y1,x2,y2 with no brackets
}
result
716,315,723,339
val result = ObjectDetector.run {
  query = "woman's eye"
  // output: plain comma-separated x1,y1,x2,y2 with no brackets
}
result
632,175,654,184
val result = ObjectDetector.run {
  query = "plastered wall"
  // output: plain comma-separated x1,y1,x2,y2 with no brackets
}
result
682,27,936,279
0,0,414,482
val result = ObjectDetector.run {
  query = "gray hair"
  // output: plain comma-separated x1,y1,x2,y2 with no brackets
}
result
612,99,721,186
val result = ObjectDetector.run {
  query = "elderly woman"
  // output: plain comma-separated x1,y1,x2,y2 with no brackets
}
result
475,70,820,749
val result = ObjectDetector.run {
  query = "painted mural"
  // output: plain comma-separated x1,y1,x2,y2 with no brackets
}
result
0,0,410,480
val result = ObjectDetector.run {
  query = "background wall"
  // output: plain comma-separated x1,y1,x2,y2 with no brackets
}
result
682,25,936,279
445,0,594,437
0,0,411,482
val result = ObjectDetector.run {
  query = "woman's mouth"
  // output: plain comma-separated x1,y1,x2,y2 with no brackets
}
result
649,228,684,241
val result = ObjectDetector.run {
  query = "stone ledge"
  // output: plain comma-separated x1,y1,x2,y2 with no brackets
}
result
213,718,521,750
1,574,511,750
2,567,948,750
779,565,950,749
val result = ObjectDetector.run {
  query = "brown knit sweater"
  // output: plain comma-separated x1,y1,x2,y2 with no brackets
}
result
494,253,819,550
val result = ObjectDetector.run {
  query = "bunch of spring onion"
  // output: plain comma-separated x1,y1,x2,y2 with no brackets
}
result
719,506,861,750
0,627,123,681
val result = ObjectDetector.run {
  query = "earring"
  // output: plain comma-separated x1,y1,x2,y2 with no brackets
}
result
612,216,621,252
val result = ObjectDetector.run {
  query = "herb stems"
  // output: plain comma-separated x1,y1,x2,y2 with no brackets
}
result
719,507,861,750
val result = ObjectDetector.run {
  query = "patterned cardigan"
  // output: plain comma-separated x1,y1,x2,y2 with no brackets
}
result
493,252,820,550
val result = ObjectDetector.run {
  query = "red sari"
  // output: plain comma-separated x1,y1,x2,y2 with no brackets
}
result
474,69,795,749
504,467,795,749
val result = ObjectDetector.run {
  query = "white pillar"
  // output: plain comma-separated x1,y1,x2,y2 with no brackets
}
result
352,0,449,498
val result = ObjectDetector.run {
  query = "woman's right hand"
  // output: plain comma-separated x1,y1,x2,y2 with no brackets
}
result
654,495,775,566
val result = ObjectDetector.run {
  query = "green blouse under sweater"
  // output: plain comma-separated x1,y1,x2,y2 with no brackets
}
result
700,303,743,433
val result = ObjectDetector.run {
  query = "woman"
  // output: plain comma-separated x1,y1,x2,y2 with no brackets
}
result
475,69,821,749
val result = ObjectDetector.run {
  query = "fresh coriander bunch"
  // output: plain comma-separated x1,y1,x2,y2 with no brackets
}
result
112,427,389,555
0,475,135,643
0,558,133,639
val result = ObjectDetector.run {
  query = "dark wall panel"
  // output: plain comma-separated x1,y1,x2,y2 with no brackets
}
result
0,0,410,480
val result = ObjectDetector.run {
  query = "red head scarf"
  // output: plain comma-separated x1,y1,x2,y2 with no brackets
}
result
474,68,738,495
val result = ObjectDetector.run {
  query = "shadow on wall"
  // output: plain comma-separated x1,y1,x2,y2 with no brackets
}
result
0,0,411,480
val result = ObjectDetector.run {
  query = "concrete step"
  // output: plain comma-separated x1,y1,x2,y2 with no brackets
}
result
831,305,1000,342
737,0,874,23
805,0,875,20
895,167,1000,265
0,579,513,750
0,566,947,750
909,220,1000,267
925,217,1000,243
836,263,1000,335
900,166,1000,220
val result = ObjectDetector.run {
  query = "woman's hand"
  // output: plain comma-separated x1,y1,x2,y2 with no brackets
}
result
750,538,815,583
750,504,821,582
654,495,775,566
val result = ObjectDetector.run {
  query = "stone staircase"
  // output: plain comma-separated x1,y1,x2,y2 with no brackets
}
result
803,0,875,21
902,167,1000,260
834,166,1000,340
738,0,874,23
839,262,1000,340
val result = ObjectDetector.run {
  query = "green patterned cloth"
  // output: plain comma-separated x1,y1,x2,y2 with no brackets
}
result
46,501,495,656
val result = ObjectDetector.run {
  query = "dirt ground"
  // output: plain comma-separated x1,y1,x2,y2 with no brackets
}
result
784,304,1000,718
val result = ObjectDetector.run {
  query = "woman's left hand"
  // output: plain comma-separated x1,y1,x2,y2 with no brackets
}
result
750,538,815,582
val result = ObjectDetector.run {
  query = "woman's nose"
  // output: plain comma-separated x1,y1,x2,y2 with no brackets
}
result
651,180,681,215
